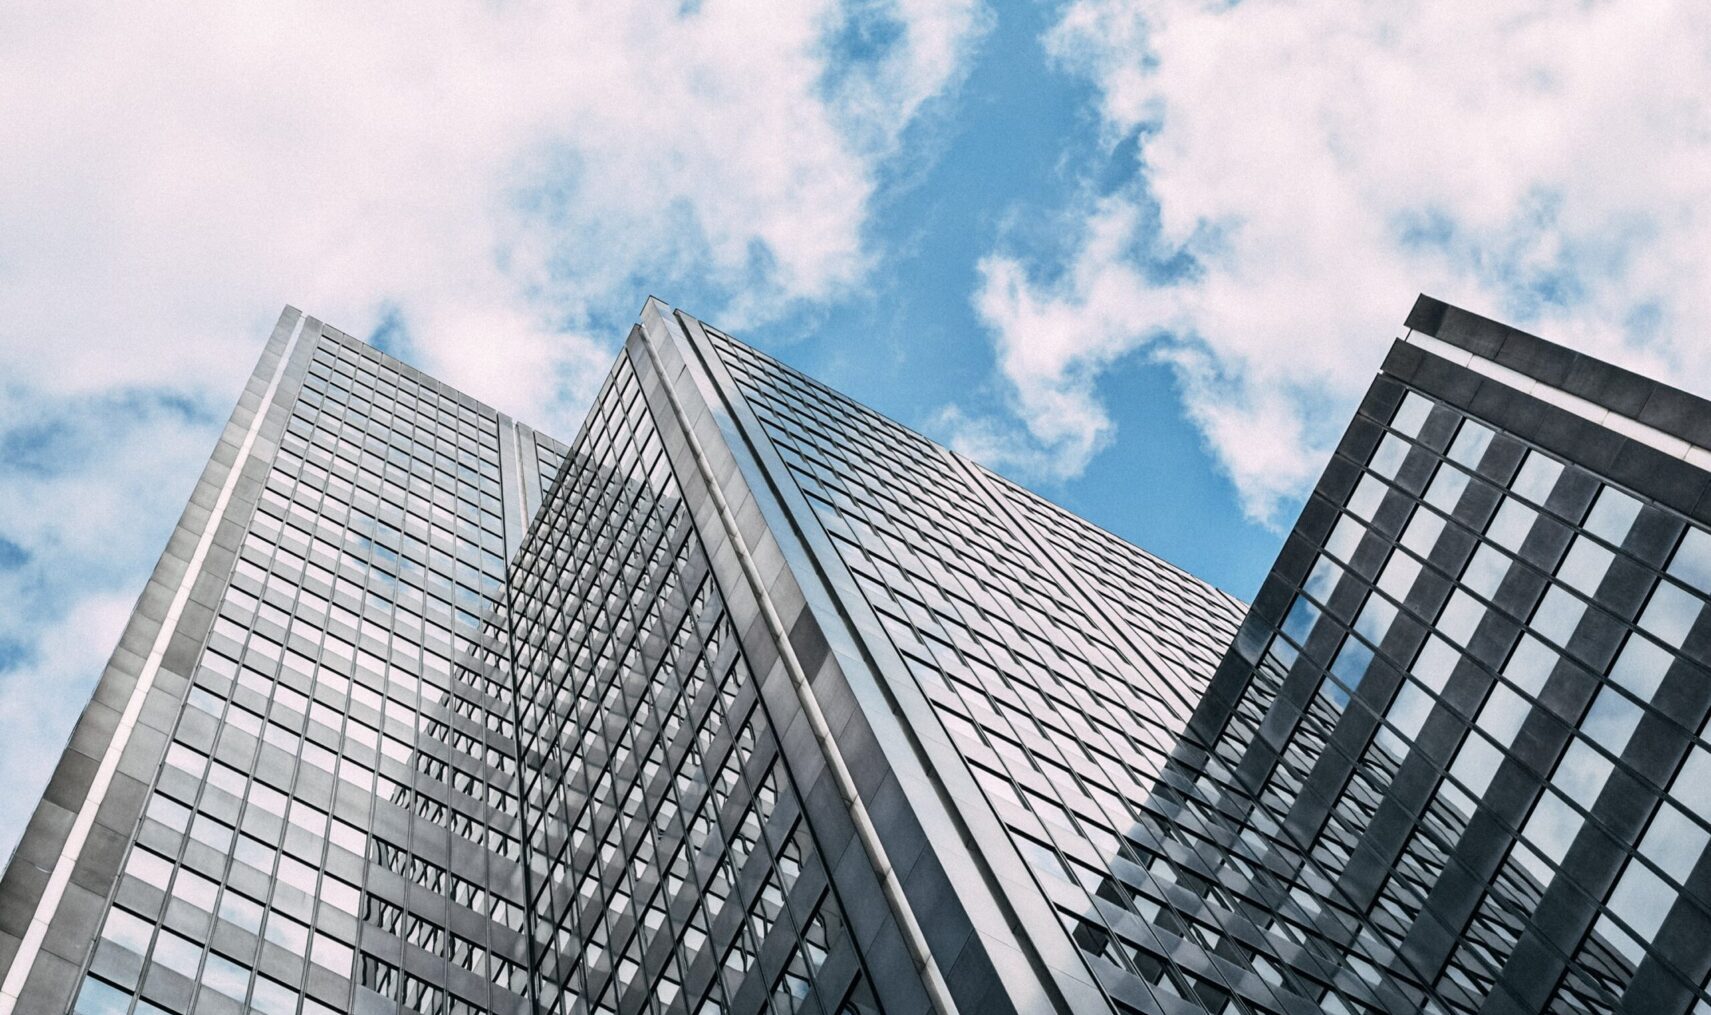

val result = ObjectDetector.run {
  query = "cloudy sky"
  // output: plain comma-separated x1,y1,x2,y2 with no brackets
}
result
1,0,1707,859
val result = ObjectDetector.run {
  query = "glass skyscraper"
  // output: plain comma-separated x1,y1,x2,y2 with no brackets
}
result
3,295,1709,1015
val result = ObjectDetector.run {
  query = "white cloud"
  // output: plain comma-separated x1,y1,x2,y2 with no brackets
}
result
0,0,983,855
961,0,1711,523
0,0,983,422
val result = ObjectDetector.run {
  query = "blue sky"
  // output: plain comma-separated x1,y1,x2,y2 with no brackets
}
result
0,0,1706,859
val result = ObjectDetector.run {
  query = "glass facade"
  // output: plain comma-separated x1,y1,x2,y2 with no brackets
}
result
4,295,1711,1015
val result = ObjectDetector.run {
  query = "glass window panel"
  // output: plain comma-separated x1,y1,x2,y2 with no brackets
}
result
1450,732,1503,798
1475,684,1531,747
1370,434,1410,478
1607,860,1673,943
1637,804,1708,884
1329,637,1375,701
1412,635,1460,692
1400,506,1446,558
1502,635,1558,697
1638,580,1701,648
1667,526,1711,596
1608,633,1672,702
1530,586,1586,648
124,847,173,886
1511,450,1563,506
1556,536,1614,597
1382,682,1435,752
1486,500,1538,552
1348,474,1388,521
170,867,218,911
1552,740,1614,808
100,908,155,954
1437,590,1484,646
1584,486,1642,546
1354,594,1398,644
1460,544,1511,599
1377,551,1422,603
1581,686,1642,757
218,890,264,935
1672,746,1711,818
201,951,251,1000
265,911,311,952
151,929,202,977
1424,465,1471,513
250,978,299,1015
72,977,131,1015
1392,392,1433,437
1448,420,1495,469
1326,514,1366,563
1304,555,1343,603
1281,596,1321,646
312,932,355,974
1518,791,1581,879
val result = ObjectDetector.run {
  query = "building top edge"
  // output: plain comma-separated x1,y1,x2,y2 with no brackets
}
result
1404,293,1711,452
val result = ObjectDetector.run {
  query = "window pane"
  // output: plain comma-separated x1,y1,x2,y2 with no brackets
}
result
1530,586,1586,648
1425,465,1471,513
1607,860,1673,943
1486,500,1537,552
1304,555,1342,603
1667,526,1711,596
1520,791,1582,872
202,952,251,1001
1448,420,1495,469
1450,732,1503,798
1607,633,1671,702
1639,580,1701,648
1637,804,1708,884
100,908,154,954
1377,551,1422,603
1581,686,1642,757
151,929,202,977
1475,684,1531,747
1400,507,1446,558
1511,451,1563,505
1552,740,1613,808
1502,635,1557,697
1370,434,1410,478
72,977,131,1015
1348,475,1387,521
1460,544,1510,599
1326,514,1366,563
1392,392,1433,437
1556,536,1613,597
1584,486,1642,546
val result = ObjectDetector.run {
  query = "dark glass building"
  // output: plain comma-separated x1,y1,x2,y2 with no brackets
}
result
3,295,1709,1015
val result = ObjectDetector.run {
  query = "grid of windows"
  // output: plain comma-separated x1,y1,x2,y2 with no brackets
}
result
1178,380,1711,1014
704,327,1384,1014
25,298,1711,1015
491,353,878,1015
69,329,561,1015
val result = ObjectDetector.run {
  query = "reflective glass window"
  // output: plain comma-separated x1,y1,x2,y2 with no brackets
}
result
1511,450,1563,506
1555,536,1613,597
1530,586,1586,648
1584,486,1642,546
1638,580,1701,648
1392,392,1433,437
1486,500,1537,552
1667,526,1711,595
1448,420,1495,469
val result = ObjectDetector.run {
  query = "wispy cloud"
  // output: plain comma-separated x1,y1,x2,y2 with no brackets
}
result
956,0,1711,523
0,0,985,857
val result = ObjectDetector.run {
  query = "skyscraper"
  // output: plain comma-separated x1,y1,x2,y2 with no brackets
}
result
3,295,1709,1015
